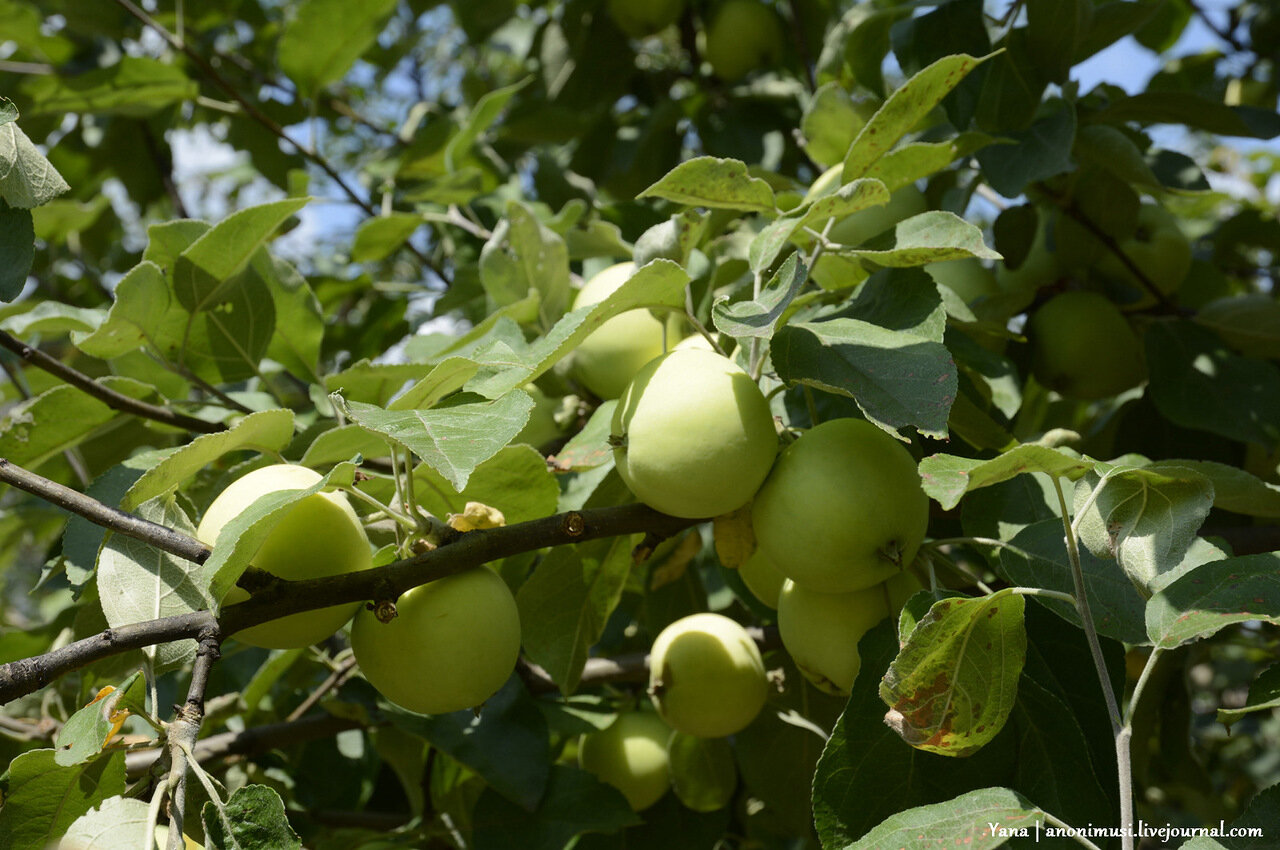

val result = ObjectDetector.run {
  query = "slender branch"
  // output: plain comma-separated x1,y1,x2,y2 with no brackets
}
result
0,330,224,434
1185,0,1247,51
1051,200,1179,314
166,637,220,848
285,656,357,722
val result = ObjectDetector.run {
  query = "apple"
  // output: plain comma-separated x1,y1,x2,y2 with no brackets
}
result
1095,202,1192,307
648,612,769,738
608,0,685,38
612,348,777,518
825,183,928,248
925,258,999,304
995,217,1058,296
777,579,889,695
667,731,737,812
578,711,673,811
197,464,372,649
1028,291,1146,399
752,418,928,594
703,0,784,82
736,547,786,609
514,383,565,450
570,262,669,400
350,567,521,715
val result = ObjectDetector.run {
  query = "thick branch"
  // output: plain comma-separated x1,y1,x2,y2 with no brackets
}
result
0,331,224,434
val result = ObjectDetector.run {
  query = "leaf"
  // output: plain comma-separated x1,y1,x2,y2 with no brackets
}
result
712,253,806,340
1196,294,1280,360
1026,0,1092,84
0,120,71,208
1146,553,1280,649
386,677,551,811
0,98,16,125
471,765,640,850
122,409,295,510
21,57,197,117
515,535,637,694
1171,460,1280,518
1217,663,1280,730
260,252,324,381
0,200,34,300
57,455,162,593
298,424,393,466
173,197,309,312
0,749,126,850
918,445,1094,511
351,213,422,262
0,301,105,336
998,519,1149,645
1099,91,1280,139
551,400,617,471
202,785,302,850
59,795,156,850
771,269,956,438
98,497,213,671
0,382,135,470
638,156,776,213
1072,463,1214,592
749,177,890,271
974,98,1076,198
445,77,532,172
53,673,147,767
844,787,1046,849
880,593,1027,757
862,133,997,192
412,444,559,526
837,210,1002,267
277,0,398,94
801,82,873,168
323,360,440,406
72,261,170,359
842,52,995,181
479,201,572,327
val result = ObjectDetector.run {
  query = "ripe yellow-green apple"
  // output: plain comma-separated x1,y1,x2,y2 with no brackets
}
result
667,731,737,812
777,579,889,695
578,712,673,811
752,418,928,593
612,348,777,518
737,547,786,609
648,612,768,737
608,0,685,37
1028,291,1146,400
1096,202,1192,306
197,464,372,649
925,258,999,304
703,0,784,81
881,569,925,613
570,262,668,400
351,567,521,715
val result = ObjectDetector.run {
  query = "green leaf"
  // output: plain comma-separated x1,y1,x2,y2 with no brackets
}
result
480,201,572,327
712,253,806,340
515,535,637,694
1146,553,1280,649
0,120,71,208
880,593,1026,756
57,456,159,593
862,133,997,192
638,157,776,213
0,98,16,125
845,787,1046,849
0,749,126,850
975,98,1075,198
0,301,104,336
260,253,324,382
173,198,309,313
1074,124,1162,193
98,496,213,671
0,382,138,470
999,519,1148,645
277,0,398,94
1072,463,1214,592
1026,0,1092,84
202,785,302,849
552,400,617,471
837,210,1001,267
386,677,550,811
53,672,146,767
749,178,890,272
1196,294,1280,360
59,795,156,850
445,77,532,172
22,57,197,117
333,393,533,490
385,357,484,411
801,82,873,168
918,445,1093,511
471,765,641,850
122,409,295,510
1099,91,1280,139
1076,0,1164,60
1170,459,1280,518
350,213,422,263
974,30,1048,131
299,424,394,467
0,200,34,300
31,195,111,242
1217,663,1280,730
412,444,559,526
72,261,170,359
324,360,441,406
842,52,995,181
771,269,956,438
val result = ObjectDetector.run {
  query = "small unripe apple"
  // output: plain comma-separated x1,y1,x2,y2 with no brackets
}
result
703,0,784,81
578,711,673,811
1096,202,1191,306
612,348,777,519
777,579,889,695
197,464,372,649
608,0,685,38
570,262,669,400
667,731,737,812
737,547,786,609
351,567,521,715
1028,291,1146,399
752,418,929,594
648,612,768,738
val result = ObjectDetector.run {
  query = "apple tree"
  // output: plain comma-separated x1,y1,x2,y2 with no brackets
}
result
1,0,1279,848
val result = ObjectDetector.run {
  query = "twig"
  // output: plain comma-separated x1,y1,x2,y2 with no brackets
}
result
165,636,220,848
0,330,224,434
1049,199,1179,313
140,124,191,219
1185,0,1247,51
285,656,358,722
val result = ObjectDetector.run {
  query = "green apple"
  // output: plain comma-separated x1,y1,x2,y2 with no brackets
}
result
1095,202,1191,307
777,579,889,695
351,567,521,715
198,464,372,649
825,184,927,248
578,711,673,811
752,418,928,594
570,262,669,400
612,348,777,518
703,0,784,82
667,731,737,812
608,0,685,37
648,612,769,738
736,547,786,609
514,383,565,450
1028,291,1146,400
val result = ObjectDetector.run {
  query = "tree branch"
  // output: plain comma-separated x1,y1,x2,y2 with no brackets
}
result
166,636,220,848
0,330,225,434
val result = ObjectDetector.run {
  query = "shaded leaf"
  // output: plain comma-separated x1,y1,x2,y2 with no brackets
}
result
351,213,422,263
0,749,126,850
1217,663,1280,730
749,178,889,272
639,156,776,213
471,765,640,850
0,200,34,300
918,445,1093,511
203,785,302,850
53,672,147,767
845,787,1045,850
1146,553,1280,649
838,210,1001,267
713,253,806,340
22,57,196,117
277,0,398,94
